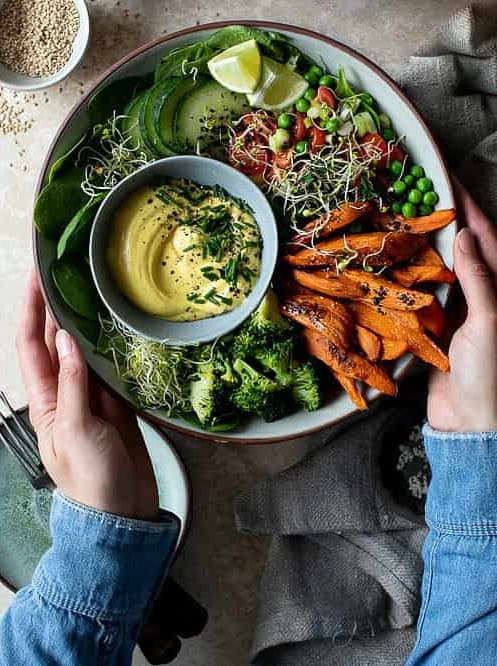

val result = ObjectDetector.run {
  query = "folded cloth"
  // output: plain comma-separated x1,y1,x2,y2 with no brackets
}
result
236,375,428,665
235,6,497,663
397,4,497,219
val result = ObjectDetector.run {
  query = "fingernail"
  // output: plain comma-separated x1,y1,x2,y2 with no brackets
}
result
458,228,475,254
55,330,72,359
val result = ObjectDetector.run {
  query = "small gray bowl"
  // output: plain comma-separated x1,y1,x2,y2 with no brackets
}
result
90,156,278,345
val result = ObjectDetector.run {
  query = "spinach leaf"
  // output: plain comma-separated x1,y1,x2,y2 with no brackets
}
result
48,132,87,184
57,194,105,259
88,75,151,125
155,42,214,81
72,314,101,345
34,168,88,240
51,255,102,321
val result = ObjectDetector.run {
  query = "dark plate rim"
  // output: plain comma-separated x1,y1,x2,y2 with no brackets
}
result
33,19,455,445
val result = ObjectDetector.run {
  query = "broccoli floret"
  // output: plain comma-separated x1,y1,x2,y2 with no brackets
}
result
253,338,294,386
291,361,324,412
190,360,235,427
245,289,293,345
232,358,295,422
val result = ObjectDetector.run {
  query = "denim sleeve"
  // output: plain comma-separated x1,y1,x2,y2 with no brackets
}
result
407,426,497,665
0,491,179,666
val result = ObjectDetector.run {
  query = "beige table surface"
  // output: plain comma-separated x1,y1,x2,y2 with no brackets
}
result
0,1,482,663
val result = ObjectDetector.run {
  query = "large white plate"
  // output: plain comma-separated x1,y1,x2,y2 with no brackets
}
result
34,21,456,443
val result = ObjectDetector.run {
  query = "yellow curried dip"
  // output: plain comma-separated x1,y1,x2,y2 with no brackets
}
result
106,179,262,321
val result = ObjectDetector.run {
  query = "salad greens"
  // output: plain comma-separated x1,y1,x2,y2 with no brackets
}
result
34,24,441,431
97,291,324,426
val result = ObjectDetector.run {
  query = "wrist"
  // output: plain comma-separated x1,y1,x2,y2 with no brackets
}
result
32,491,179,621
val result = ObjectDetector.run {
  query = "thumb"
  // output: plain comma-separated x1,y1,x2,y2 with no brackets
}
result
55,330,90,426
455,228,497,317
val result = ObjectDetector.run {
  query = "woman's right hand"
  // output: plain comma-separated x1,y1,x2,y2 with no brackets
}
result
428,183,497,432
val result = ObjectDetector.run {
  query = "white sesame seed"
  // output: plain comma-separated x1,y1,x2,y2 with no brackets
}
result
0,0,80,79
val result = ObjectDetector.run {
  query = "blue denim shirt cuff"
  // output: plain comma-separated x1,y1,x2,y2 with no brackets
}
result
32,491,180,622
424,424,497,536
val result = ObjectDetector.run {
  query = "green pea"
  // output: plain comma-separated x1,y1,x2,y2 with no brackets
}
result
423,191,439,206
418,204,433,216
319,74,334,87
295,140,309,154
382,128,395,142
390,159,403,177
277,113,293,129
391,201,403,214
295,98,310,113
325,118,340,133
304,70,320,86
403,174,414,187
393,180,407,196
416,177,433,193
408,189,423,204
304,87,316,101
402,202,417,218
309,65,324,78
410,165,424,178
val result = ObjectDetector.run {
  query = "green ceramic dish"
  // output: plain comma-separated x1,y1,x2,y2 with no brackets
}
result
0,410,190,592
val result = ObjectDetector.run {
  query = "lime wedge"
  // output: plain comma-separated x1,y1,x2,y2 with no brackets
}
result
207,39,262,94
247,57,309,111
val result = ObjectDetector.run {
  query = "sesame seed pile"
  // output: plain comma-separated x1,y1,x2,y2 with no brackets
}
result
0,0,80,79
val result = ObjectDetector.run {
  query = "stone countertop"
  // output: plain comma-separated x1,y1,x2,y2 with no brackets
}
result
0,1,479,663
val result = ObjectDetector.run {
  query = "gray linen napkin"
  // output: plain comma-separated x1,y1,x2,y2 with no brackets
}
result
235,6,497,664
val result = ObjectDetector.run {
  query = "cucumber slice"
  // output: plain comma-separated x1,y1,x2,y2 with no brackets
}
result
174,80,249,153
122,92,153,157
152,77,200,151
140,79,180,156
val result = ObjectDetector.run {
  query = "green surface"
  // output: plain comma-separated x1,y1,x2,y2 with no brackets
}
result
0,445,52,590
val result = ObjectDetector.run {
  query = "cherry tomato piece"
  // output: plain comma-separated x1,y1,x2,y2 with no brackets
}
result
317,86,337,110
293,112,307,143
388,145,406,165
360,132,389,169
309,126,327,153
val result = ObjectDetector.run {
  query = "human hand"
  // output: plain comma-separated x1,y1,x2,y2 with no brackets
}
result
16,272,159,520
428,183,497,432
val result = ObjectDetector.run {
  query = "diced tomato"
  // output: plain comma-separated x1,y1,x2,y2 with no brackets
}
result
360,132,389,169
388,145,406,164
228,133,269,176
317,86,336,110
293,112,307,143
309,126,327,153
273,149,294,169
238,112,276,137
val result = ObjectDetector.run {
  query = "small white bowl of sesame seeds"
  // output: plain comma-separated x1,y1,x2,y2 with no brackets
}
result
0,0,89,91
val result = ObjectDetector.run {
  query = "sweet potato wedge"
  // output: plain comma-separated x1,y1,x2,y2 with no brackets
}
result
283,231,427,269
303,329,397,396
294,201,373,243
391,246,456,287
281,294,353,347
333,371,368,410
372,208,456,234
356,325,381,361
381,338,409,361
292,269,434,311
417,299,446,337
348,301,449,372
